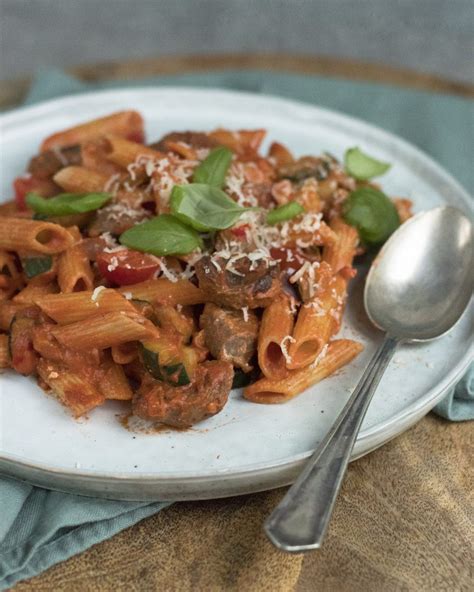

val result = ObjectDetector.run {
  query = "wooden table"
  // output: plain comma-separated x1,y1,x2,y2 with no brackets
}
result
4,55,473,592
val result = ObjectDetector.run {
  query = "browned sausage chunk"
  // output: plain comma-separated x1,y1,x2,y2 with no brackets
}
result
194,256,282,309
200,303,258,372
149,131,219,152
133,360,234,428
28,145,82,180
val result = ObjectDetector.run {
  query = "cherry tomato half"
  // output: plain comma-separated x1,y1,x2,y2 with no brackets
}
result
97,250,160,286
13,175,58,210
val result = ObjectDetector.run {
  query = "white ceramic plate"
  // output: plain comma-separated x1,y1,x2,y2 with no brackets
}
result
0,88,472,501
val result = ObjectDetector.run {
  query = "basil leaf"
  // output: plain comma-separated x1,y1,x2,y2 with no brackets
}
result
344,147,391,180
26,192,111,216
267,201,304,225
22,256,52,278
119,214,203,256
342,187,400,245
170,184,253,231
193,147,233,187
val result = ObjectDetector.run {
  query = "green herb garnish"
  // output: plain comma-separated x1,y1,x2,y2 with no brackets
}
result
170,184,253,231
26,192,111,216
342,187,400,245
344,147,391,180
23,256,53,278
267,201,304,225
193,147,233,187
120,214,203,256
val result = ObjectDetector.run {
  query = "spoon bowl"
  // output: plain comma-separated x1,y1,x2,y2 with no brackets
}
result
265,205,473,552
365,206,474,340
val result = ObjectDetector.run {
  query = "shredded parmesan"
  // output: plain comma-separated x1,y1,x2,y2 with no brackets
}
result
310,343,329,369
91,286,106,302
280,335,296,364
241,306,249,322
122,292,132,300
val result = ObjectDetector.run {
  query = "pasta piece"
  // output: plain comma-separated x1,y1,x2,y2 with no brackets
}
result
37,359,105,416
282,217,337,249
111,342,138,364
99,353,133,400
81,137,124,175
0,218,74,254
258,295,295,380
244,339,363,403
41,110,144,152
323,218,359,273
118,279,207,306
154,305,195,343
51,311,159,350
295,178,322,213
209,128,266,155
268,141,294,167
35,289,136,324
104,135,165,168
53,166,109,193
0,250,23,300
57,240,94,293
0,334,10,368
0,302,29,330
13,277,58,304
288,274,347,369
165,140,197,160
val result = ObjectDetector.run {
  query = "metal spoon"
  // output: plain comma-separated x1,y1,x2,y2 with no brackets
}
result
265,206,474,552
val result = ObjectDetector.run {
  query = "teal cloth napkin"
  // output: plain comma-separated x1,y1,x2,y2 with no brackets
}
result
1,68,473,589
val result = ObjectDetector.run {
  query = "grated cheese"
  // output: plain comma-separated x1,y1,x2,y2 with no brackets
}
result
241,306,249,322
310,343,329,369
280,335,296,364
91,285,106,302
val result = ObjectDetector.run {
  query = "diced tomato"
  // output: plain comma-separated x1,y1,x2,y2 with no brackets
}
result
270,247,306,274
96,250,160,285
127,131,145,144
230,224,250,239
13,174,58,210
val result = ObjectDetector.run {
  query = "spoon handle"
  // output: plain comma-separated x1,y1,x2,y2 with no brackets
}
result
265,335,399,552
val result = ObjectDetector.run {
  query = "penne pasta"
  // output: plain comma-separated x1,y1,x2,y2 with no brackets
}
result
34,289,136,324
51,311,159,350
258,295,295,380
13,277,58,304
37,358,105,416
3,112,386,426
0,250,23,300
111,342,139,365
53,166,109,193
0,218,74,254
99,353,133,400
245,339,363,403
0,334,10,368
57,243,94,293
104,135,165,168
118,279,207,306
323,217,359,273
0,302,29,330
41,110,144,152
288,274,347,369
81,137,124,176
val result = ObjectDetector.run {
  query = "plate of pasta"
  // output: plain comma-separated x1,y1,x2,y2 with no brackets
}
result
0,88,472,500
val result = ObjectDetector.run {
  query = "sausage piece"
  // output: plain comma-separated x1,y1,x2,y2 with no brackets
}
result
133,360,234,428
195,256,282,309
149,131,219,152
200,303,258,372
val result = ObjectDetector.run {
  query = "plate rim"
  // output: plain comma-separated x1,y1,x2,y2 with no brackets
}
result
1,86,472,492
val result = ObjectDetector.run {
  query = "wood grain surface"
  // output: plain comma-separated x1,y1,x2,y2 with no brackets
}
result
4,54,473,592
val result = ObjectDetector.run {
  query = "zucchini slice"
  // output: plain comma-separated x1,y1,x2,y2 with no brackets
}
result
22,256,52,278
